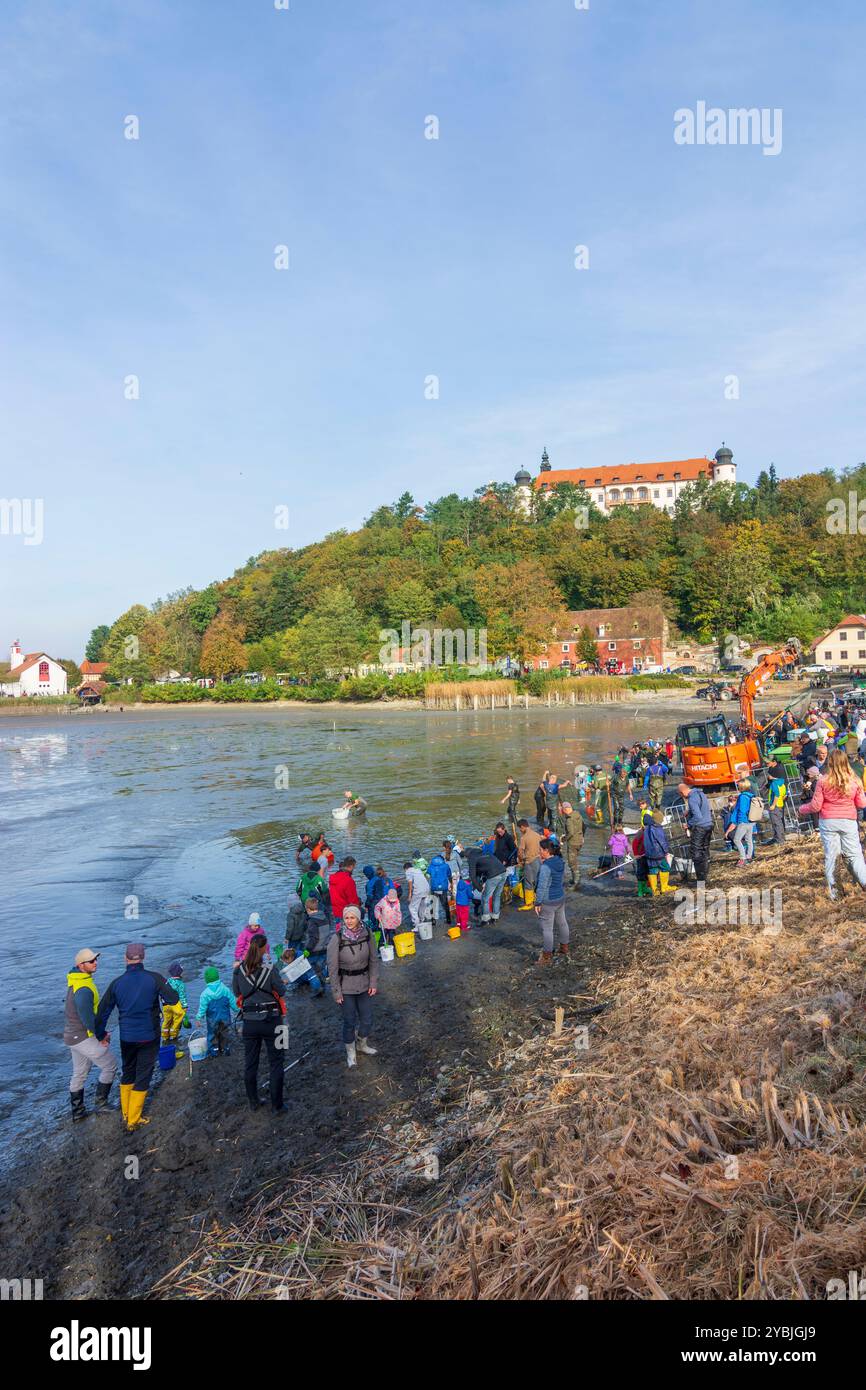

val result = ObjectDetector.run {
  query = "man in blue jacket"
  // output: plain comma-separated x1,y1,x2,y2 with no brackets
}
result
427,850,452,925
678,781,714,887
95,943,178,1132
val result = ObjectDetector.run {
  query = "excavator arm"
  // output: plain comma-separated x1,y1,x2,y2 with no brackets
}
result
738,638,803,732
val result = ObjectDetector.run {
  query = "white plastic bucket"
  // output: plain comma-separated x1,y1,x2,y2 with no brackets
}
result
380,944,395,963
189,1033,208,1063
418,921,433,941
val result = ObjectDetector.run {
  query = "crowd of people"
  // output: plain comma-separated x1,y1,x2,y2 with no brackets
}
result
62,689,866,1130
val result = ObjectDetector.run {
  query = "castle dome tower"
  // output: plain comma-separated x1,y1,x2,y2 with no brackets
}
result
514,467,533,515
539,447,551,473
713,442,735,484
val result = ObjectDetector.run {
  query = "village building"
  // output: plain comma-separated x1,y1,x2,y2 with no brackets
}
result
0,640,68,698
513,444,736,517
80,659,109,681
811,616,866,671
76,682,107,706
527,604,669,674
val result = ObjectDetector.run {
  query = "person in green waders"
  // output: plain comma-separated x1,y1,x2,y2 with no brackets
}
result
646,755,668,811
556,800,583,887
591,764,610,824
611,766,629,825
500,776,520,835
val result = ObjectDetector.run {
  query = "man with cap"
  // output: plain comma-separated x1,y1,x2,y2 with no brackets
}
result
64,948,118,1122
94,943,179,1132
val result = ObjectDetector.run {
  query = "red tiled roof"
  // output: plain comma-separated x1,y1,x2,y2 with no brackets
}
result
535,458,712,489
80,661,108,675
5,652,53,679
811,616,866,650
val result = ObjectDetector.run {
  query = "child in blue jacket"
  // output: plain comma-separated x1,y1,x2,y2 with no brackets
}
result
196,967,239,1056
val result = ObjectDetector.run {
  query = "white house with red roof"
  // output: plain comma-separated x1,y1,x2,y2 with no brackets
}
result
513,444,736,516
0,640,68,697
810,616,866,672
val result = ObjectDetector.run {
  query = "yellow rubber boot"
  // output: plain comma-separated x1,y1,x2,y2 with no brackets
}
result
648,874,660,896
120,1083,133,1124
513,880,524,900
126,1089,150,1131
519,888,536,911
659,870,676,894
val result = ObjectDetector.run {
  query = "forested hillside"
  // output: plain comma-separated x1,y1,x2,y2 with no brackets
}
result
86,465,866,680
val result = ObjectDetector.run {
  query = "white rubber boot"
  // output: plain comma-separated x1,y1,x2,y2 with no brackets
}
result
345,1042,357,1068
356,1036,377,1055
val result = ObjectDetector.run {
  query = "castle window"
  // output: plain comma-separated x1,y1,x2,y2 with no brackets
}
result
653,489,659,498
656,473,664,481
637,487,648,501
609,489,620,503
624,488,634,501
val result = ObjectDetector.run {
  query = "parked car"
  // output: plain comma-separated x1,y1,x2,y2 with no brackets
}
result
801,664,828,676
672,665,697,675
719,663,747,674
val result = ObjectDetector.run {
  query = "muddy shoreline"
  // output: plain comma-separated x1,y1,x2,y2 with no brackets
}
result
0,878,647,1300
0,689,789,721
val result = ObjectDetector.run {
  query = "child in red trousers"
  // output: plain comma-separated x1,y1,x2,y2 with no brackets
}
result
455,875,472,932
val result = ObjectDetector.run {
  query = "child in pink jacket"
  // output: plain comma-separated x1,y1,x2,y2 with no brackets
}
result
234,912,270,961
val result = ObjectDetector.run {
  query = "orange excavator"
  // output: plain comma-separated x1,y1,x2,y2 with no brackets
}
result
678,638,803,788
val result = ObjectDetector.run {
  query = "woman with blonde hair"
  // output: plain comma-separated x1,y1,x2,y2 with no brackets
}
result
799,749,866,899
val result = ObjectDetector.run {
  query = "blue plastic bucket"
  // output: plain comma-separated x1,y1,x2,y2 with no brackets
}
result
158,1043,176,1071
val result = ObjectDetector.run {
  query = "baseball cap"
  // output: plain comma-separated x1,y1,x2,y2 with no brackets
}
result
75,949,100,967
125,942,146,961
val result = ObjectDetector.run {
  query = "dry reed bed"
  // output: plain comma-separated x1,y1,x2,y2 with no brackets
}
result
424,677,626,708
155,842,866,1301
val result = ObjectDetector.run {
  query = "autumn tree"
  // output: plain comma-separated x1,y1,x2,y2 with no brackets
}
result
200,614,247,681
473,560,569,662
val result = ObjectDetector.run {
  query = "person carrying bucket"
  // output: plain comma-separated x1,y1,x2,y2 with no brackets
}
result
374,887,402,947
94,943,179,1132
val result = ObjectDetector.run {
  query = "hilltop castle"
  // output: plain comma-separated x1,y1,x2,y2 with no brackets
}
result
513,444,735,517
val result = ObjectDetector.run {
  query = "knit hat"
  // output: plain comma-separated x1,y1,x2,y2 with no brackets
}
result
248,912,260,926
168,961,183,977
204,966,219,983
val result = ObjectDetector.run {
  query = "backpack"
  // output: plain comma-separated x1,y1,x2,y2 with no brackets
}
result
747,795,765,822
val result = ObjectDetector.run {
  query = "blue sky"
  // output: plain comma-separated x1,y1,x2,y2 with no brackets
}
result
2,0,865,657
